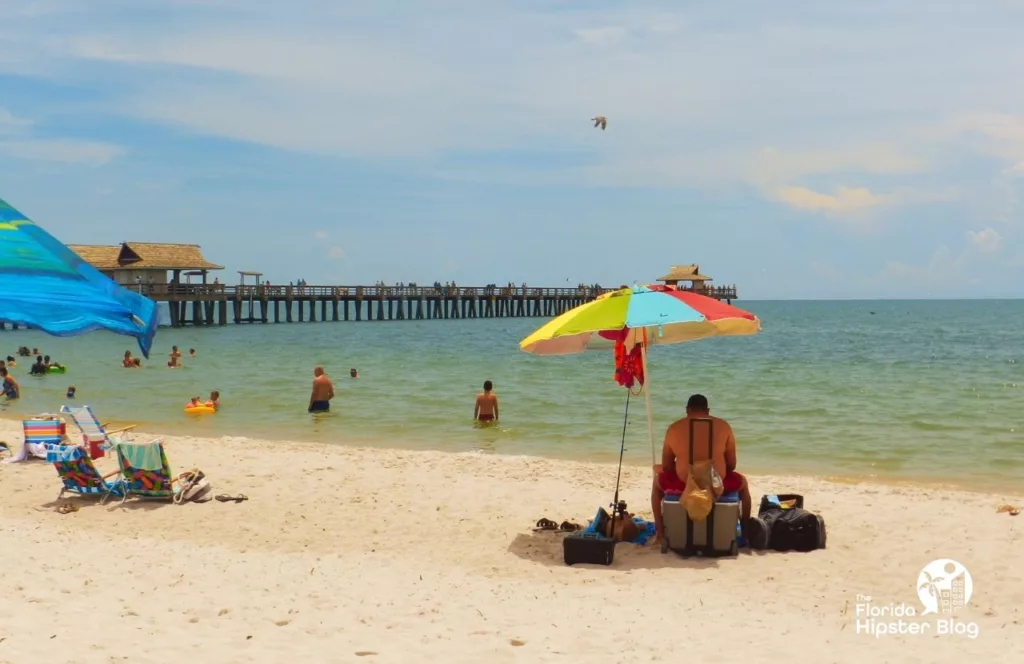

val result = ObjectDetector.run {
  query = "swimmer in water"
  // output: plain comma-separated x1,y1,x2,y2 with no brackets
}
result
207,390,220,410
474,380,499,425
123,350,135,368
185,396,201,409
1,368,19,400
308,366,334,413
5,356,15,367
350,368,358,379
66,385,76,399
189,348,196,358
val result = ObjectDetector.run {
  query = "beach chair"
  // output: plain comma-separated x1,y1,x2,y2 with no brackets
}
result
46,444,125,501
111,440,196,504
23,417,66,459
60,405,137,453
1,417,68,464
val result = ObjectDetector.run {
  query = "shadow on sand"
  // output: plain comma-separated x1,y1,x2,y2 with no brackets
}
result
507,531,774,571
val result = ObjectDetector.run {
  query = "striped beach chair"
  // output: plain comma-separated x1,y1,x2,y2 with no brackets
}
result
22,418,67,460
112,440,196,504
46,444,125,501
60,405,137,452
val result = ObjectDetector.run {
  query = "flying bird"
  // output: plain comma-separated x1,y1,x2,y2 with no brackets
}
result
591,116,607,130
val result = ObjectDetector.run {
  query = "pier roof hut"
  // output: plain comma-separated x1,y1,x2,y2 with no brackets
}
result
67,242,224,286
656,264,713,291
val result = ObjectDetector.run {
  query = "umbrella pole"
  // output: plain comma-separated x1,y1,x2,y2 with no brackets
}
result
640,337,656,465
611,389,631,535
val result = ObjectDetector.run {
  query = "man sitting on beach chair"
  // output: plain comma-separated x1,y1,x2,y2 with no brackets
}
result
651,394,753,541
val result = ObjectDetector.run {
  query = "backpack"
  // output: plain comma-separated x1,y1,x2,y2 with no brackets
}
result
758,494,826,552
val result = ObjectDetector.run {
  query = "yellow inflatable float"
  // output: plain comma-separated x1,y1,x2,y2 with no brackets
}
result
184,401,216,415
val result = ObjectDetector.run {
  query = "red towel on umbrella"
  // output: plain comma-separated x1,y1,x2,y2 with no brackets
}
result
613,340,645,389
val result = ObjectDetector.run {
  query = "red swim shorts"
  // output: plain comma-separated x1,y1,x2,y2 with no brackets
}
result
658,467,745,495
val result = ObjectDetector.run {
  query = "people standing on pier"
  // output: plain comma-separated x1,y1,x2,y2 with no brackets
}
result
308,366,335,413
474,380,499,425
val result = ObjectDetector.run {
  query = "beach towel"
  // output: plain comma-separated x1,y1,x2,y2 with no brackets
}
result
117,440,165,471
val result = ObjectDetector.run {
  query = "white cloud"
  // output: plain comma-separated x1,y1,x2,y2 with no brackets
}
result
877,246,971,289
313,230,328,240
574,27,627,46
967,227,1003,253
0,107,32,135
0,106,123,165
774,185,893,213
327,246,343,260
3,1,1024,215
0,138,125,165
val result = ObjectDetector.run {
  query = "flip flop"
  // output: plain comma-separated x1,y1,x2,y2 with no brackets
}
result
215,494,248,503
534,518,558,531
560,521,581,532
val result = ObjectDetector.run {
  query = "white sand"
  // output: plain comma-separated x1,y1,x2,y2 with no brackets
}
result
0,419,1021,664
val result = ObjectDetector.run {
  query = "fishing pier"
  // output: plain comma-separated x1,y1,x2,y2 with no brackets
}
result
2,244,740,329
158,284,611,326
153,282,737,327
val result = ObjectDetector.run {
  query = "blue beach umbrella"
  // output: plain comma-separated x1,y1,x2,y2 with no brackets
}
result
0,196,158,357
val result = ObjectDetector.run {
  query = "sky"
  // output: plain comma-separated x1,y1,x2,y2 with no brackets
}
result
1,0,1023,299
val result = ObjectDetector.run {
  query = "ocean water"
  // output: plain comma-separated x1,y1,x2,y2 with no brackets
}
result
2,300,1022,489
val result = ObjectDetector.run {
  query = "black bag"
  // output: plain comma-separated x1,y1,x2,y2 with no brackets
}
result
758,494,826,552
563,508,615,566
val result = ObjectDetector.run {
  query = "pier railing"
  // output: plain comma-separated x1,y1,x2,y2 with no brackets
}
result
139,284,738,300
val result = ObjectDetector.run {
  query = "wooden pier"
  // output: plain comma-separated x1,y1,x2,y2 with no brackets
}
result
144,283,738,328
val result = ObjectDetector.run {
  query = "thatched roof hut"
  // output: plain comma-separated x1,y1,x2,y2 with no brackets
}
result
67,242,223,271
656,264,713,285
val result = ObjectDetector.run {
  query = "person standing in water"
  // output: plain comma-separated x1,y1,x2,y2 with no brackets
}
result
474,380,499,424
308,366,334,413
1,368,19,399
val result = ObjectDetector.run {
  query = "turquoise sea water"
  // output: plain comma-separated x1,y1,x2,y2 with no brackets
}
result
2,300,1022,489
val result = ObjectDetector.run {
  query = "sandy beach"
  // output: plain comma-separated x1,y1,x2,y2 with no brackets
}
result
0,419,1021,664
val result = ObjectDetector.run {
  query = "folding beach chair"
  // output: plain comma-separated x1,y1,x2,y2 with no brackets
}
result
60,405,137,454
111,440,198,504
46,444,125,501
1,417,68,463
23,417,67,459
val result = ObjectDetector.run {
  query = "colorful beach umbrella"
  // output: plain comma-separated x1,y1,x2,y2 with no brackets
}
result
519,284,761,459
520,284,760,355
0,197,158,357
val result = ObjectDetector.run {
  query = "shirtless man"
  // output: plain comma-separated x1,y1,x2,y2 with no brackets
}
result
474,380,499,424
651,394,752,540
308,366,334,413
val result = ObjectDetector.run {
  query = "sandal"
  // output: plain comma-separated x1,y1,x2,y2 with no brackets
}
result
534,518,559,531
215,494,249,503
997,504,1021,516
559,521,581,532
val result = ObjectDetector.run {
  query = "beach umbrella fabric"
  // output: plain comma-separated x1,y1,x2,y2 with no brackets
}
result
0,197,158,357
519,284,761,460
520,284,759,355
